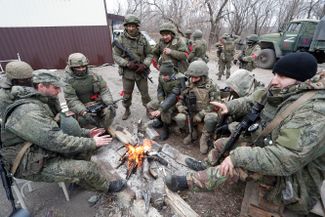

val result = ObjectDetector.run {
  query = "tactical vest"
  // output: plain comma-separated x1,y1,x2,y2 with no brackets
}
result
190,83,211,111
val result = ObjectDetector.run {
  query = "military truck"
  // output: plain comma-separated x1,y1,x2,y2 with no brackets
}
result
257,17,325,69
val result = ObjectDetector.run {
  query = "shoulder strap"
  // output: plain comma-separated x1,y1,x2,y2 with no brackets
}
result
255,91,317,141
11,142,32,175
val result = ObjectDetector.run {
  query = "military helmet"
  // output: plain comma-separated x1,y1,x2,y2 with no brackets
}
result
222,33,230,39
192,29,203,39
185,29,192,35
246,34,259,43
5,61,33,80
226,69,255,97
185,60,209,77
123,14,141,26
67,53,89,68
159,22,177,35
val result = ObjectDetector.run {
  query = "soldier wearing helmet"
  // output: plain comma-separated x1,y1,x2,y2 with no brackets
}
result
0,61,33,117
184,28,193,52
216,33,240,80
63,53,115,129
113,14,153,120
236,34,261,71
188,29,208,63
146,61,186,140
174,60,220,150
152,22,189,74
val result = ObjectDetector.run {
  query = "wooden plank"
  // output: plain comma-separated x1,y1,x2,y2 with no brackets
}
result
107,127,134,145
165,187,200,217
248,204,281,217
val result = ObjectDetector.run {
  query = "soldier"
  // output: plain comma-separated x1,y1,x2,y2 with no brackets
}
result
147,61,186,140
188,29,208,63
166,52,325,216
174,60,220,148
184,29,193,52
63,53,116,129
113,14,153,120
0,61,33,117
152,22,189,73
0,70,126,193
216,33,240,80
237,34,261,71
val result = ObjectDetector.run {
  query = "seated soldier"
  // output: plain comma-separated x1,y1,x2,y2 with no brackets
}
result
63,53,115,129
165,52,325,216
147,61,186,140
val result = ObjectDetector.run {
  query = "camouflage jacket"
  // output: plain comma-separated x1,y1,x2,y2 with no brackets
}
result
240,44,261,71
113,31,153,80
0,75,13,118
153,36,189,73
177,78,220,118
227,72,325,214
188,39,208,63
0,86,96,177
63,68,113,115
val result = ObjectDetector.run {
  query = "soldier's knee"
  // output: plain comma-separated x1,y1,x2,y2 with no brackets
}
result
174,113,187,128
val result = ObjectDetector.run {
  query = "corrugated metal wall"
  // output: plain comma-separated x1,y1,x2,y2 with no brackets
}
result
0,26,113,69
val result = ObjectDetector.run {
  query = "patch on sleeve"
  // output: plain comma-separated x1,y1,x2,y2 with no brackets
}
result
276,128,301,150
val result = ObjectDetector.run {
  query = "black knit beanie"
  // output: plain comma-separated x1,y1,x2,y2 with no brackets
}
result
160,60,175,75
272,52,317,82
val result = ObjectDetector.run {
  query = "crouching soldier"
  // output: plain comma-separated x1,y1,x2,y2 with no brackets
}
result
174,60,220,149
147,61,186,140
63,53,115,129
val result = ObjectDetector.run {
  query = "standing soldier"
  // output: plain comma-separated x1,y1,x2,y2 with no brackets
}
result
188,29,208,63
147,61,186,140
184,29,193,52
152,22,189,74
174,60,220,148
216,33,240,80
237,34,261,71
63,53,115,129
113,14,153,120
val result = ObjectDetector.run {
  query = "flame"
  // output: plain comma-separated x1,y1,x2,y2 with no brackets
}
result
126,139,152,169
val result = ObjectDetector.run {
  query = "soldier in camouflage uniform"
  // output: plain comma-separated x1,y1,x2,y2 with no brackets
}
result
0,61,33,118
216,33,240,80
237,34,261,71
166,52,325,215
188,29,208,63
0,70,126,193
174,60,220,147
184,29,193,52
63,53,115,129
152,22,189,74
113,14,153,120
147,61,186,140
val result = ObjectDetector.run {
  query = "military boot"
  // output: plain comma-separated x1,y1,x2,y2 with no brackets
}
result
160,123,169,140
199,131,210,154
107,179,127,193
165,175,188,192
122,107,131,120
151,118,163,129
185,158,208,171
183,128,197,145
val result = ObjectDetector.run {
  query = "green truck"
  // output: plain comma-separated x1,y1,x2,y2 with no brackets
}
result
257,17,325,69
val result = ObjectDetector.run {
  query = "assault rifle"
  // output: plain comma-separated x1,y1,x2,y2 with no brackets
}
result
0,157,31,217
238,50,246,69
184,92,197,141
86,98,123,114
215,92,268,163
112,40,153,83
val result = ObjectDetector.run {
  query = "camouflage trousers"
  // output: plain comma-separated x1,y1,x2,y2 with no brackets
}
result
218,59,232,79
240,61,256,72
78,107,115,129
21,157,110,192
146,100,176,124
122,77,151,108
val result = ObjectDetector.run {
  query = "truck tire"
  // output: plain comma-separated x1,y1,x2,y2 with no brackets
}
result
257,49,276,69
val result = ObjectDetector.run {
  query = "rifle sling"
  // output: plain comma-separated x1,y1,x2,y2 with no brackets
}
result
255,90,317,142
11,142,32,175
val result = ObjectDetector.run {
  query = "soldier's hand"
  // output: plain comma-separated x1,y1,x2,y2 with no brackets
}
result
163,48,172,55
150,110,161,117
210,101,229,115
219,156,234,177
94,134,112,147
84,113,97,125
177,105,188,114
89,127,105,138
127,61,138,70
135,63,147,74
193,114,202,123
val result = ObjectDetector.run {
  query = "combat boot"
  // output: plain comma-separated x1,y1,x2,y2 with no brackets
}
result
107,179,127,193
199,131,210,154
183,128,197,145
165,175,188,192
122,107,131,120
160,123,169,140
151,118,163,129
185,158,208,171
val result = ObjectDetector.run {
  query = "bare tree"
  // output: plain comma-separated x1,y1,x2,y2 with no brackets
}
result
227,0,254,35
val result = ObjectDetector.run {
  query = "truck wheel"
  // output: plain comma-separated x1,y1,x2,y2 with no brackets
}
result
257,49,276,69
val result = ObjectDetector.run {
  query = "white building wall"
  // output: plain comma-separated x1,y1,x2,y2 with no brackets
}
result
0,0,107,27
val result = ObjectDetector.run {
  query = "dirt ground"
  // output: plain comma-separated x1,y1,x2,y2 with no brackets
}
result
2,55,321,217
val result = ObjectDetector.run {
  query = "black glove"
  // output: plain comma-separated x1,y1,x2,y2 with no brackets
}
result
135,63,147,74
84,113,97,125
127,61,138,70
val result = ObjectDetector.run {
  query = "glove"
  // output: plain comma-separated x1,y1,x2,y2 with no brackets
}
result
127,61,138,70
177,105,188,114
193,114,202,123
84,113,97,125
135,63,147,74
233,59,238,65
